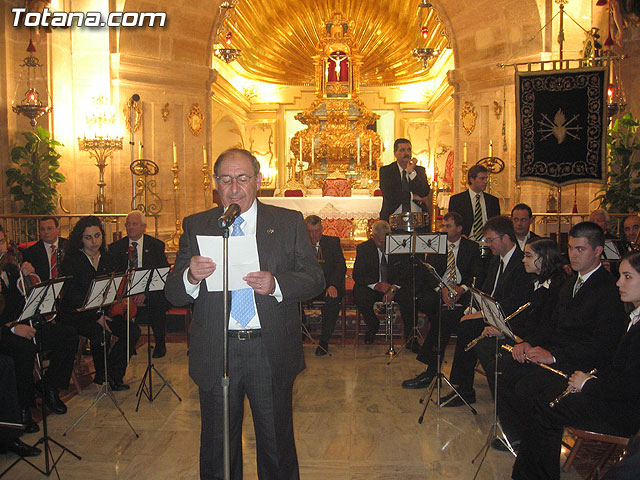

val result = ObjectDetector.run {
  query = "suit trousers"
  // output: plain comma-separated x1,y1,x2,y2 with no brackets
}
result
448,317,484,392
318,294,342,344
199,336,299,480
512,393,631,480
0,355,21,445
353,286,384,336
0,322,77,406
416,306,464,371
136,295,168,347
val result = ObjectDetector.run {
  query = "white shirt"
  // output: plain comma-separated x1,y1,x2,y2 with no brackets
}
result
391,162,420,215
516,232,532,252
574,263,601,293
183,200,282,330
128,236,144,268
627,305,640,332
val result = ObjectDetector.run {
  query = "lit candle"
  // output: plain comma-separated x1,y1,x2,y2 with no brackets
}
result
369,138,372,168
489,140,493,157
172,141,178,167
463,142,468,164
203,145,207,167
311,138,315,167
299,137,302,164
138,141,142,160
356,135,361,166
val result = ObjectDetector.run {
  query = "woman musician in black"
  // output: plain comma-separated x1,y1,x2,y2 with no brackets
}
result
58,216,140,391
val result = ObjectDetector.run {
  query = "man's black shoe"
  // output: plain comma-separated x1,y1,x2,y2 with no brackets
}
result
491,438,520,453
20,408,39,434
109,378,130,391
44,387,67,415
315,341,328,356
6,438,41,457
402,370,435,389
440,389,476,407
152,344,166,358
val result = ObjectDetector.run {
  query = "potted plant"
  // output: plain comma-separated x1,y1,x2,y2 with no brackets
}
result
594,112,640,213
6,125,66,215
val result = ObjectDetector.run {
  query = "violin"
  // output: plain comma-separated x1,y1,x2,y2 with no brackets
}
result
108,271,138,319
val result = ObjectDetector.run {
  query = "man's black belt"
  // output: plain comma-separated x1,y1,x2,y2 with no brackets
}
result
228,329,262,341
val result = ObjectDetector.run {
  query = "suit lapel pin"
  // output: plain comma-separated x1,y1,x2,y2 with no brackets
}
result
267,228,274,234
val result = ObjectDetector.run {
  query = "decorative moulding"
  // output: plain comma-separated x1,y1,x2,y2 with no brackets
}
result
460,101,477,136
187,103,205,136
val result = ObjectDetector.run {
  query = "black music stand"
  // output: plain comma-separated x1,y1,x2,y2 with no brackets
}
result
63,273,139,438
2,277,81,479
133,267,182,410
467,287,518,479
299,303,330,356
418,263,477,421
385,232,446,364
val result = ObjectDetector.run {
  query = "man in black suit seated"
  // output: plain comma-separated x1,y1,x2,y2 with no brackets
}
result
0,355,41,458
512,203,538,252
0,227,76,431
304,215,347,356
511,250,640,479
402,211,484,389
495,221,627,452
379,138,430,223
22,216,67,282
109,211,171,358
447,164,500,240
353,221,399,345
623,214,640,244
439,215,532,407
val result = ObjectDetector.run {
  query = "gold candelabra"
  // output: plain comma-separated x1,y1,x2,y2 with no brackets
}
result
169,141,183,249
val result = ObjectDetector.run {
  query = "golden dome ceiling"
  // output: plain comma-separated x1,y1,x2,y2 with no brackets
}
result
220,0,450,86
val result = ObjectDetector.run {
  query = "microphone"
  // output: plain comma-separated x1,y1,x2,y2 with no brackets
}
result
218,203,241,229
131,94,140,102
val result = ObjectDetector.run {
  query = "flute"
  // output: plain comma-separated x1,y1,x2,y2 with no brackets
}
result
549,369,597,408
500,344,568,378
464,302,531,351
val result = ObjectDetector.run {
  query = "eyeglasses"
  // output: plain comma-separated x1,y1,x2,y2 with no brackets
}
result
215,174,255,186
485,236,501,244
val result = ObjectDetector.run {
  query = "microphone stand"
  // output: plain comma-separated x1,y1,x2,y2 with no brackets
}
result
418,263,477,420
221,224,231,480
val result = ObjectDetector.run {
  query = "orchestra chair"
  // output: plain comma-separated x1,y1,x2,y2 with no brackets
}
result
166,306,192,348
373,189,382,197
562,426,638,479
284,189,304,197
300,299,346,347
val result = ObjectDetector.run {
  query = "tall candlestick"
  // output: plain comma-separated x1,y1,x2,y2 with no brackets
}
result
356,135,361,166
138,141,142,160
172,141,178,167
463,142,468,163
369,138,372,168
299,138,302,165
311,138,315,167
203,145,208,167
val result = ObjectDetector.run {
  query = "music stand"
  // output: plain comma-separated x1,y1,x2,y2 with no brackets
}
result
385,233,446,364
63,273,139,438
2,277,81,479
299,303,330,356
467,287,518,480
133,267,182,410
417,263,477,421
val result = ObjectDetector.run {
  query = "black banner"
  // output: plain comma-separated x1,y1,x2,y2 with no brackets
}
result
516,67,607,186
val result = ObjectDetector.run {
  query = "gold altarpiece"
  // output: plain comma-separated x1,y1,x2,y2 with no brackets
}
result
286,12,382,192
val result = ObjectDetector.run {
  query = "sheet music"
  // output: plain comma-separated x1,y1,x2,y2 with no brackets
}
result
196,235,261,291
128,269,151,295
470,288,517,342
149,266,170,292
82,277,117,310
415,233,447,254
603,239,621,260
386,234,412,254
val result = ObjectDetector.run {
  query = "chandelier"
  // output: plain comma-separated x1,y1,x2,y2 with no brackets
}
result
12,38,51,127
412,48,440,69
213,1,241,64
411,0,446,69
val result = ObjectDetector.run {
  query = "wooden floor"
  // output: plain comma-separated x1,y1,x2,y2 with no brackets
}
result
0,338,584,480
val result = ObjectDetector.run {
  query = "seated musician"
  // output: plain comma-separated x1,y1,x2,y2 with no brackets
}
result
512,250,640,480
496,221,627,452
58,216,141,391
623,214,640,245
479,237,566,396
0,226,76,433
402,211,484,389
438,215,532,407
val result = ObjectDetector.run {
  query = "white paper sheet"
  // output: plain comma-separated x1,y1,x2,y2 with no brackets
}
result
196,235,260,291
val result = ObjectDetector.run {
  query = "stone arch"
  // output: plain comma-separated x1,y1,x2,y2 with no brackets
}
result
211,116,244,161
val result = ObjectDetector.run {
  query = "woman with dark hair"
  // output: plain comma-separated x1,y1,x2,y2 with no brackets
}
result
59,216,140,390
512,250,640,479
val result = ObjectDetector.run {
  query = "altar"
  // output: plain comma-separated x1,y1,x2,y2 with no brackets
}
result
259,196,382,239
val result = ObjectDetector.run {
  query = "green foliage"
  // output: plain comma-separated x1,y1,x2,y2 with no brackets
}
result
594,113,640,213
6,126,66,215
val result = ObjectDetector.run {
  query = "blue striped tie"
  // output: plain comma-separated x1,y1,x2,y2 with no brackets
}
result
230,217,255,327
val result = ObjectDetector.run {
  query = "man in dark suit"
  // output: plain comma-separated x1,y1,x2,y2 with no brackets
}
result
22,216,67,282
402,211,484,389
511,203,538,252
109,211,171,358
304,215,347,356
496,222,627,452
447,164,500,239
164,149,324,480
440,215,532,407
379,138,430,222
